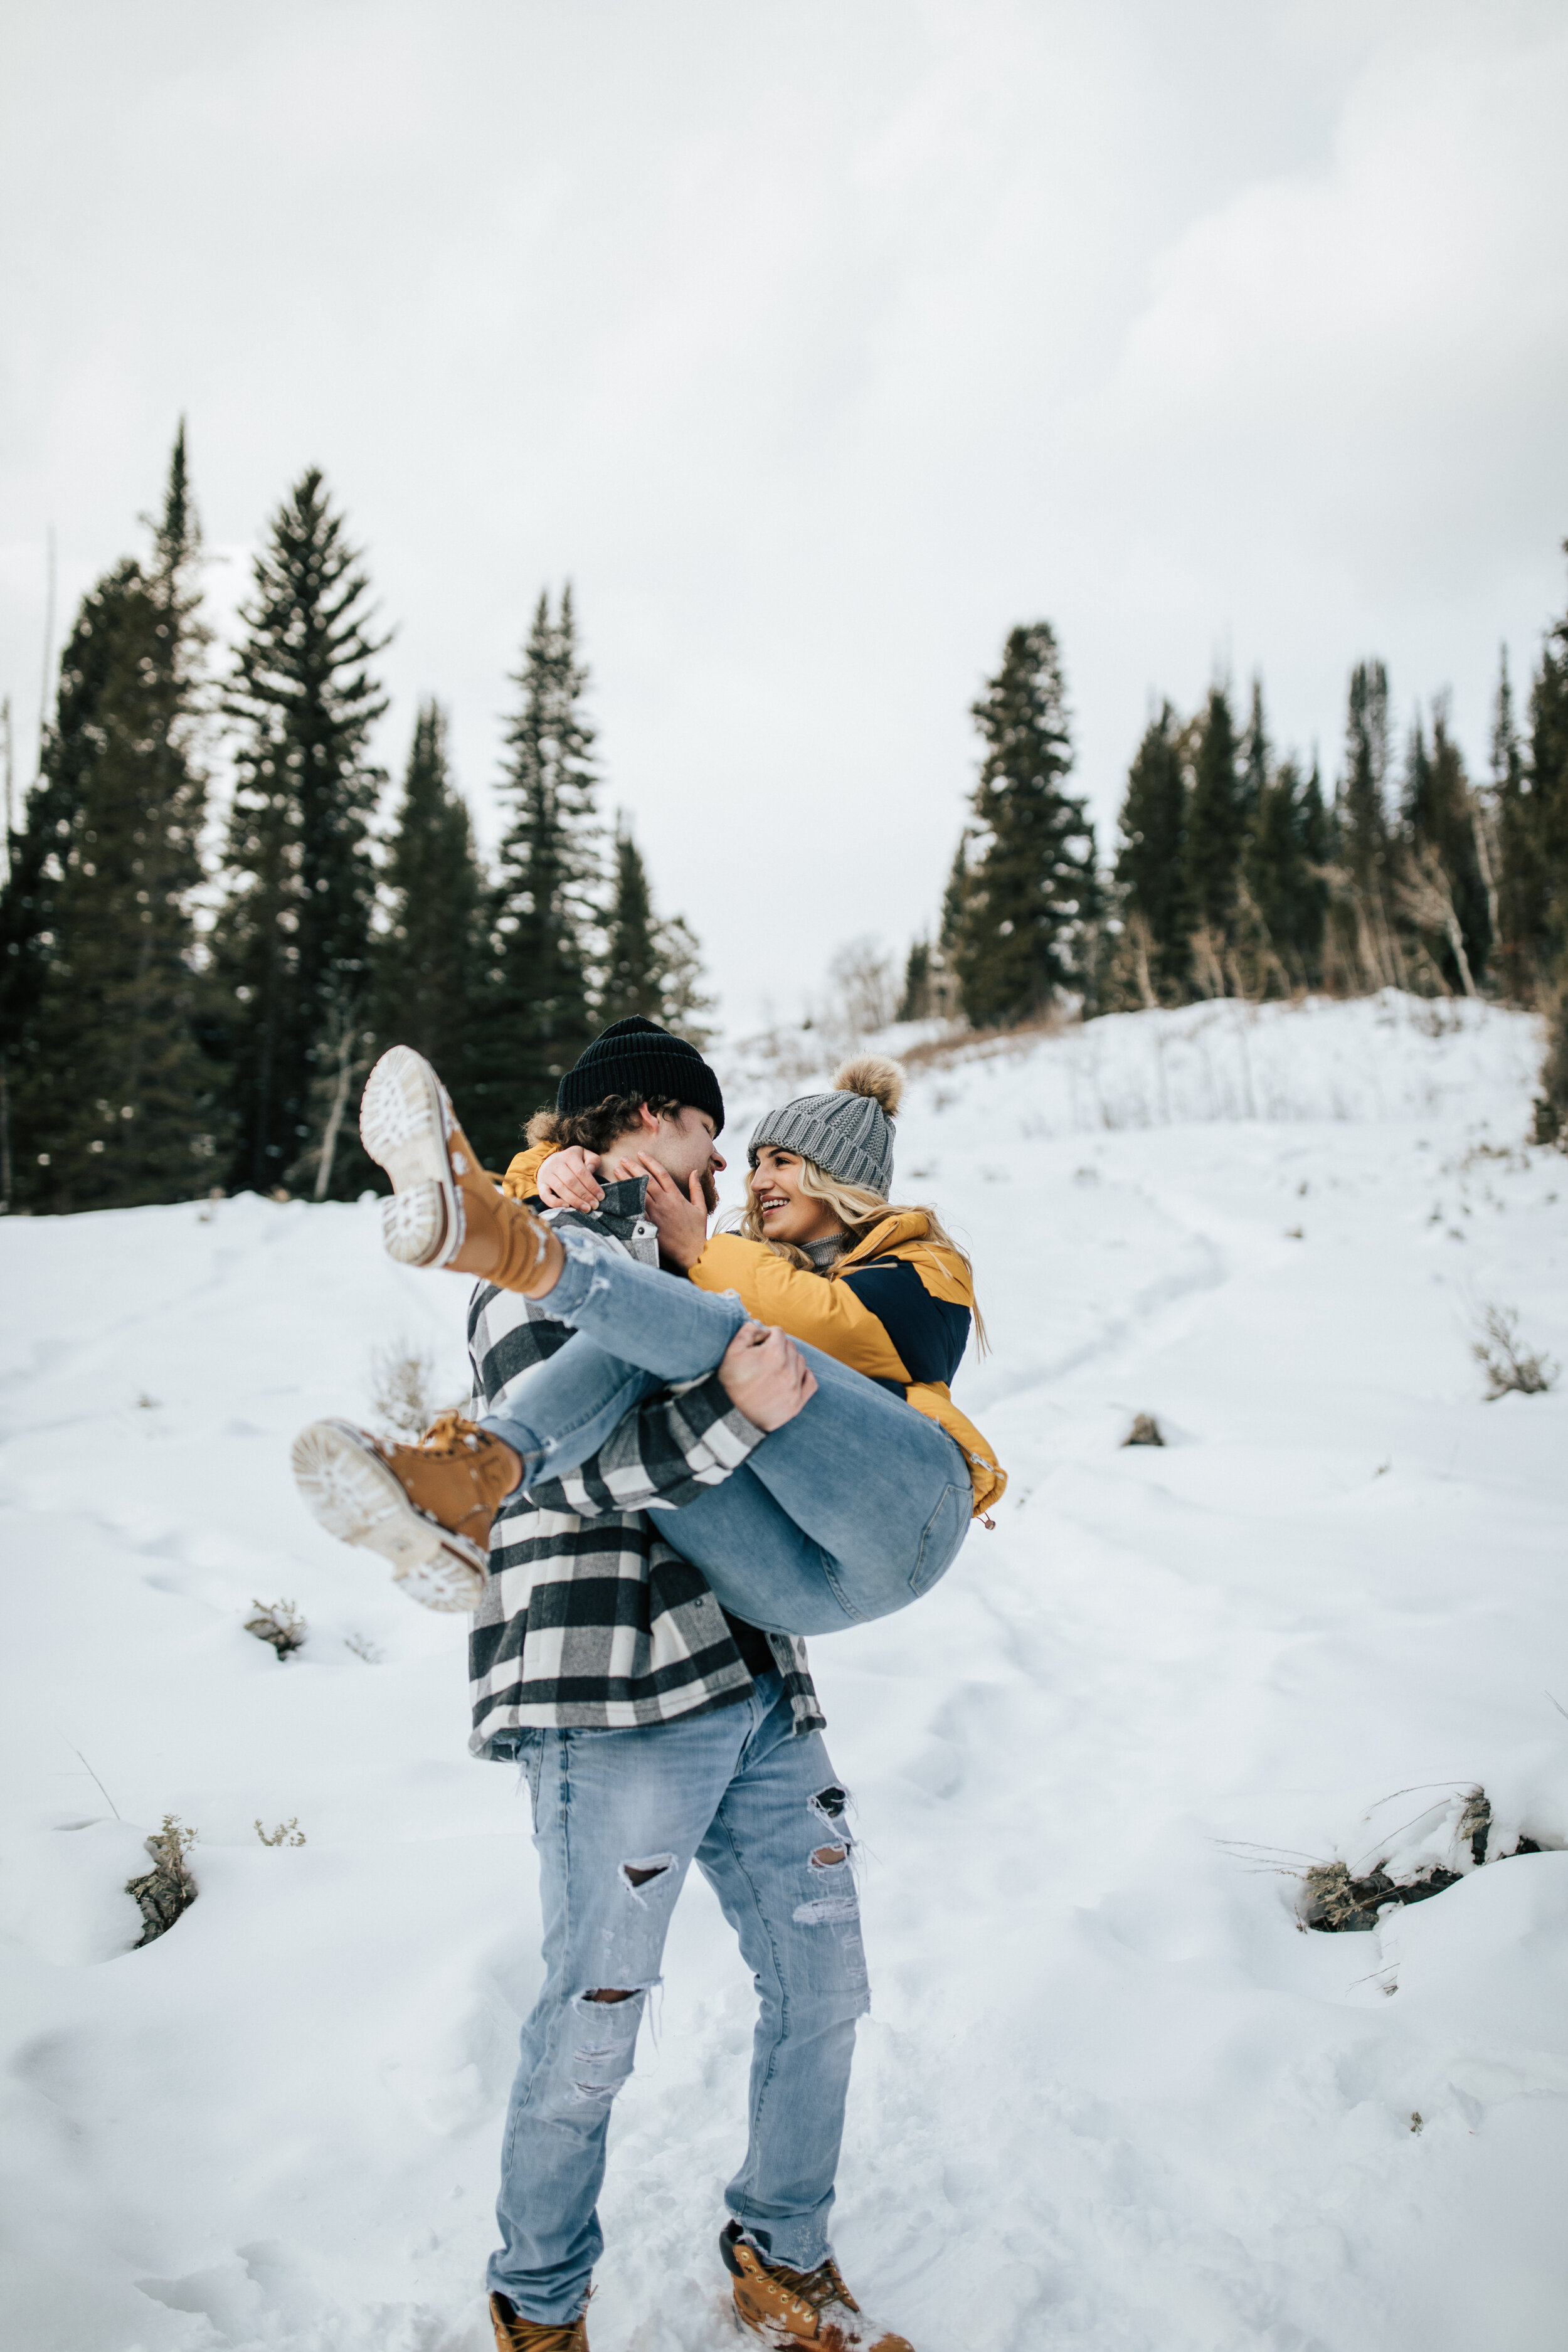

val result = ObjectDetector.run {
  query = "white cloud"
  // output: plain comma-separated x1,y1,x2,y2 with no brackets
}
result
1,1,1564,1030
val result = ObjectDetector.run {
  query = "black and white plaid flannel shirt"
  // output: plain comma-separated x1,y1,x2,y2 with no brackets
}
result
465,1175,824,1753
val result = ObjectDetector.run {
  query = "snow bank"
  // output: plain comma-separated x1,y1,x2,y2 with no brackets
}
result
3,996,1565,2350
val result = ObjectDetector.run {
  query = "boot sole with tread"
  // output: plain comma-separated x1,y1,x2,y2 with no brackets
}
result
361,1046,463,1268
292,1418,487,1611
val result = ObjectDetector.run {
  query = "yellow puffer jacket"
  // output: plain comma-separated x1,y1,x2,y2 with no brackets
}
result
503,1144,1005,1518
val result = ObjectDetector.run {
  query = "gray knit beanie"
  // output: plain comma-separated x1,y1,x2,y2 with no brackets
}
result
748,1056,905,1199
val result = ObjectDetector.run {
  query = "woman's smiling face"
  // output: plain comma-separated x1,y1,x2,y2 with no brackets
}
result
749,1146,845,1247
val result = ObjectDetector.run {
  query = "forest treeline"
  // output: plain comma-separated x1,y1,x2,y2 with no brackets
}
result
0,432,710,1213
903,566,1568,1134
4,429,1567,1218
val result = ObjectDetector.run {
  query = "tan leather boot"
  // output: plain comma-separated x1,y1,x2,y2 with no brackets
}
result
360,1045,564,1295
486,2296,585,2352
721,2224,915,2349
291,1411,521,1611
489,2291,590,2350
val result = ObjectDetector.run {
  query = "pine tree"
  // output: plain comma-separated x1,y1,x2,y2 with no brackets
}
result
1399,699,1488,995
1487,647,1532,998
1183,686,1246,972
1113,702,1189,998
1333,659,1401,991
1298,759,1332,984
948,625,1098,1028
599,824,660,1027
1240,679,1271,820
930,839,970,1015
214,469,388,1197
1525,549,1568,988
2,644,100,1209
1240,757,1327,993
467,587,600,1167
898,938,933,1021
373,699,484,1083
592,820,716,1045
6,430,220,1210
653,913,717,1047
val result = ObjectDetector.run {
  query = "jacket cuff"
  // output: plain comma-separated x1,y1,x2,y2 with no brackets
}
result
665,1367,769,1473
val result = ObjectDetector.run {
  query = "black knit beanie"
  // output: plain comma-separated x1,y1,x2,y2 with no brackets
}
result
557,1015,725,1134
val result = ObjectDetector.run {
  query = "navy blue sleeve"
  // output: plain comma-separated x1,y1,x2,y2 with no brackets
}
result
838,1259,972,1387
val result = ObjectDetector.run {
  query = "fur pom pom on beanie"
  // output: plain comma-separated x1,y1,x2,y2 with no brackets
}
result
748,1055,904,1198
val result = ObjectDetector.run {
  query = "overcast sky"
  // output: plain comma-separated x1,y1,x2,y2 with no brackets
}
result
3,0,1565,1033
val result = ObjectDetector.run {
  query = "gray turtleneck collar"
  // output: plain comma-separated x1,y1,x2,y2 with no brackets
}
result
802,1231,854,1273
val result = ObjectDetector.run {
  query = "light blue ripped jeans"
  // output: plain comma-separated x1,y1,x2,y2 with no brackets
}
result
478,1232,975,1635
490,1672,869,2325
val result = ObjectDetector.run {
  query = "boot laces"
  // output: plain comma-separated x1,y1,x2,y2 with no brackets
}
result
418,1409,483,1456
495,2319,581,2351
768,2254,861,2317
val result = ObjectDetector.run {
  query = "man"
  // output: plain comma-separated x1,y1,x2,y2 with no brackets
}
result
348,1018,915,2352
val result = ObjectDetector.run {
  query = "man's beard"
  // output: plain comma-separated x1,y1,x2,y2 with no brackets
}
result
699,1166,719,1216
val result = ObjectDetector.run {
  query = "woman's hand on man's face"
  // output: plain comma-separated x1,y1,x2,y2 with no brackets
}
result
636,1155,710,1269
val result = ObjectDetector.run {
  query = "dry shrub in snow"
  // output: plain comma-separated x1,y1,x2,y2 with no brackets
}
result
1296,1786,1550,1933
127,1815,198,1946
369,1335,438,1438
255,1817,306,1847
1471,1303,1559,1400
245,1598,306,1658
1122,1413,1164,1448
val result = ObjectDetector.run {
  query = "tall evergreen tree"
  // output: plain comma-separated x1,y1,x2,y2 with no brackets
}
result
898,938,933,1021
949,623,1099,1027
1113,702,1189,997
1299,757,1332,978
1240,678,1270,821
598,824,660,1027
1525,548,1568,987
1334,658,1401,990
653,913,718,1047
2,631,102,1209
1184,686,1246,968
584,818,716,1044
1488,646,1531,997
1241,756,1327,992
4,429,219,1210
467,587,600,1167
374,699,484,1083
1400,699,1489,994
214,470,387,1196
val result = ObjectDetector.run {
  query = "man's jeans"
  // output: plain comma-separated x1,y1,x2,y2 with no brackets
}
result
490,1673,869,2324
479,1236,973,1634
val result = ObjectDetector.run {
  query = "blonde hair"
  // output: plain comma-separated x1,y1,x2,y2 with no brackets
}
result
730,1157,988,1356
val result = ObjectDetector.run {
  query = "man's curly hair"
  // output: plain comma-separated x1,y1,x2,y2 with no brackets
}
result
524,1092,689,1157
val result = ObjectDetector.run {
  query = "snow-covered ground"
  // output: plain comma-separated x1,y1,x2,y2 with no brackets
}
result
3,993,1567,2352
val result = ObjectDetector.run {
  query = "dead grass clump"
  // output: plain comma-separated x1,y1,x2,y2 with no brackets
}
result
255,1817,305,1847
1471,1303,1559,1400
1298,1858,1461,1932
1122,1413,1164,1448
369,1335,438,1438
1302,1860,1379,1930
245,1598,306,1658
127,1815,198,1946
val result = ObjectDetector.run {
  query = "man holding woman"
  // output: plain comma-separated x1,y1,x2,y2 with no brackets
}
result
294,1016,1002,2351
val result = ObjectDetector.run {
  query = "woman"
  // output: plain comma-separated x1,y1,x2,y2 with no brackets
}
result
295,1046,1004,1634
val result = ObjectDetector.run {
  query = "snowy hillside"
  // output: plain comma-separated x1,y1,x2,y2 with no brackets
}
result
3,993,1567,2352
